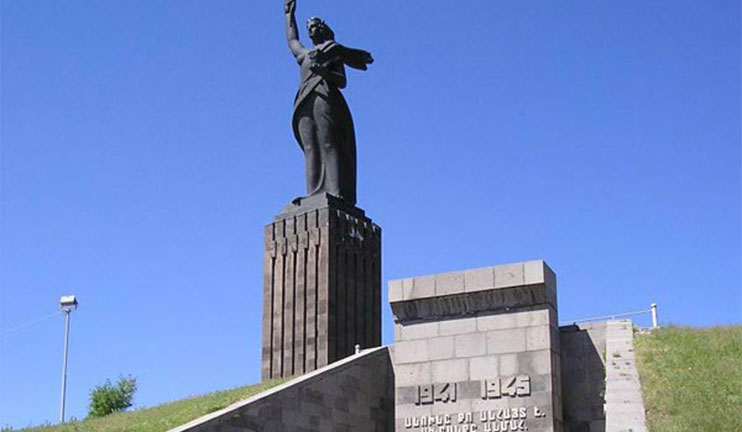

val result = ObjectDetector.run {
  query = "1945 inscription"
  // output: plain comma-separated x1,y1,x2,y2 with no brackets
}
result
481,375,531,399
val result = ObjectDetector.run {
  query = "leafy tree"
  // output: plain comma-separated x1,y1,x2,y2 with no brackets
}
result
88,376,137,418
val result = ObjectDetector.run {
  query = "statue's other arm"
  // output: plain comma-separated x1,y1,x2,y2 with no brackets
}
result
285,0,304,58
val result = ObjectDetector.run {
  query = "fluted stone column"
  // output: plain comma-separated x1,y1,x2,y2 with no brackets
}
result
261,194,381,380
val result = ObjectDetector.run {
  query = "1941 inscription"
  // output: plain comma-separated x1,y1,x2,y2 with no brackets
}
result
415,382,457,405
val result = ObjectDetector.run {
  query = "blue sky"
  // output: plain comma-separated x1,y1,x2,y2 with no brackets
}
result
1,0,739,428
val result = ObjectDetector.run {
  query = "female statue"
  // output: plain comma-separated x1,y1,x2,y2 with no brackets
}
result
284,0,373,207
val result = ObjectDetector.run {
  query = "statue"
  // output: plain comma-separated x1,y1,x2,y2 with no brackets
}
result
284,0,373,207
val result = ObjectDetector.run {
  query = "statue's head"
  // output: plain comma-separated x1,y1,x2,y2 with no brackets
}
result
307,17,335,44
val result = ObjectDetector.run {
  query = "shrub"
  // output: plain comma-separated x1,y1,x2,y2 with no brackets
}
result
88,375,137,418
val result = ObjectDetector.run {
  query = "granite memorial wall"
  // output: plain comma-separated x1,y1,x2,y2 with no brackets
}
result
389,261,563,432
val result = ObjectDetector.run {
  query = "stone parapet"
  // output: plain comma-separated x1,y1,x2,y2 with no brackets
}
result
389,261,556,323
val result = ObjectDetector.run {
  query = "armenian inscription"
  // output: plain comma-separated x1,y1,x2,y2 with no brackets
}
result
403,407,548,432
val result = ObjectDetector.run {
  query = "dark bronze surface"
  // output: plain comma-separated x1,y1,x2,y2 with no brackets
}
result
284,0,373,207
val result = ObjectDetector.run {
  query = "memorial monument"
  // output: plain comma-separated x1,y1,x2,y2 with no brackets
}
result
165,2,656,430
261,0,381,380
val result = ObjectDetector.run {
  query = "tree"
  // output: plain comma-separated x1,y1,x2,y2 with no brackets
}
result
88,376,137,418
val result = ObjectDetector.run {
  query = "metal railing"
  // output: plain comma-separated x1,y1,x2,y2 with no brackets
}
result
561,303,659,329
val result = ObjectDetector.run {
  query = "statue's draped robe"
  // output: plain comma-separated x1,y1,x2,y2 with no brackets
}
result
291,41,371,207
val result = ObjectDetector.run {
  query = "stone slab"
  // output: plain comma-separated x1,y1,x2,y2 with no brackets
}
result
276,193,366,220
604,321,647,432
169,347,393,432
389,261,556,323
389,260,556,304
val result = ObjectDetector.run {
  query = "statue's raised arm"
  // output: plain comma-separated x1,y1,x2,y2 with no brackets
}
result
284,0,305,58
283,0,373,207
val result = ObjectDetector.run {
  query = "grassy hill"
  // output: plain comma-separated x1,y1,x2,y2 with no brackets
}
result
9,326,740,432
8,378,287,432
635,325,742,432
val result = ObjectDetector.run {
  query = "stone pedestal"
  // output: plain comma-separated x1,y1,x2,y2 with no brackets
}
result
389,260,563,432
261,194,382,380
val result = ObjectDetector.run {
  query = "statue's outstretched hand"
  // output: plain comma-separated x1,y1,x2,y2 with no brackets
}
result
285,0,296,14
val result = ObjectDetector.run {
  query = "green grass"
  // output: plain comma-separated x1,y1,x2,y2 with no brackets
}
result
635,325,742,432
8,378,288,432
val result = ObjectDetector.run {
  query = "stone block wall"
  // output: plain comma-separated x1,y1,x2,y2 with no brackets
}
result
390,261,563,432
171,346,394,432
604,321,647,432
262,194,382,380
559,320,648,432
560,322,607,431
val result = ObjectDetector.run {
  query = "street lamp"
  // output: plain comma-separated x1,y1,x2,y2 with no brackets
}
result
59,295,78,423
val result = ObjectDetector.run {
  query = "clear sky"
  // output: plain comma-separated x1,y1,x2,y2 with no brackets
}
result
1,0,739,428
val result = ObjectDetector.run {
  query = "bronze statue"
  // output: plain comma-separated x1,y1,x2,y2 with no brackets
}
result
284,0,373,207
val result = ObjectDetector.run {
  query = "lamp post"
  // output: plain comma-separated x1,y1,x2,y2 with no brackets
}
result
59,295,78,423
651,303,659,329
